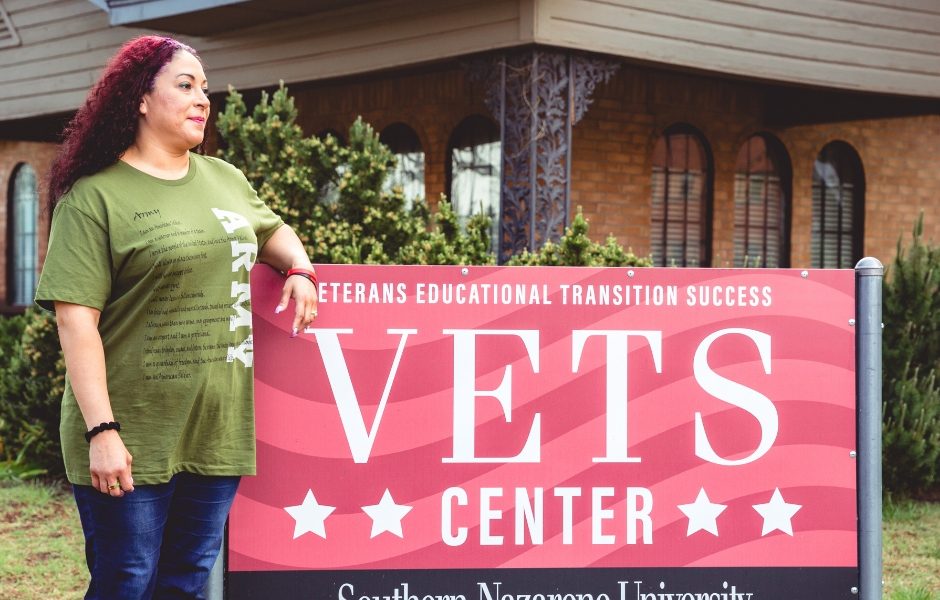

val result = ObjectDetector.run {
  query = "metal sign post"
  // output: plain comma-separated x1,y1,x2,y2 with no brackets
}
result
855,257,883,600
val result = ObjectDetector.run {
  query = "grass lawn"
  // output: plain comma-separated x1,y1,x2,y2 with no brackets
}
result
0,481,85,599
0,480,938,599
884,498,940,599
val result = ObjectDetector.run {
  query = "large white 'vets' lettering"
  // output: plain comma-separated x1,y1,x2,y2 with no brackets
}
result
443,329,541,464
571,330,663,463
313,328,416,463
693,328,777,466
308,324,778,468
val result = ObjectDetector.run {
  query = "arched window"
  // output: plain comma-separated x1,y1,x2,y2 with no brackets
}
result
733,134,791,267
380,122,425,203
812,142,864,268
447,115,501,250
650,125,712,267
8,163,38,306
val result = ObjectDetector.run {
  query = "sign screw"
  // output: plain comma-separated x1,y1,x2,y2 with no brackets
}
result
628,270,635,278
461,267,469,276
849,319,856,326
851,587,859,595
850,450,857,458
801,270,809,278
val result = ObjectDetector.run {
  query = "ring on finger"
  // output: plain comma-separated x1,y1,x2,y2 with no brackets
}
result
108,482,121,490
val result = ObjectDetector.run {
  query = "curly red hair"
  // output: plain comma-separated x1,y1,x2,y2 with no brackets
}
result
47,36,200,207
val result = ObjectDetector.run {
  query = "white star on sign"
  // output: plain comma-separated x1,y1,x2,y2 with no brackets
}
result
284,489,335,539
677,487,727,536
361,489,413,539
752,488,802,536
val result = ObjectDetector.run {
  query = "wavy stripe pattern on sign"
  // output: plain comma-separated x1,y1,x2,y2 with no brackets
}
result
230,265,856,572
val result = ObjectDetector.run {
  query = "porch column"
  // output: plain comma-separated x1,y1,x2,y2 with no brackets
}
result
470,49,618,261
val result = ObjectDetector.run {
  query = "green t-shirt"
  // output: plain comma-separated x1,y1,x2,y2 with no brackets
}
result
35,154,284,486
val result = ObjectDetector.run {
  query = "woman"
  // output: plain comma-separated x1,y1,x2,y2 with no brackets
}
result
35,36,318,599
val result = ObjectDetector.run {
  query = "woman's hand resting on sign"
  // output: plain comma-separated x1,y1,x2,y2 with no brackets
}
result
260,224,320,337
277,273,319,336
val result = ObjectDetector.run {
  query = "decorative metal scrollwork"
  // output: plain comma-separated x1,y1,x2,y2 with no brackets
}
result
468,49,618,261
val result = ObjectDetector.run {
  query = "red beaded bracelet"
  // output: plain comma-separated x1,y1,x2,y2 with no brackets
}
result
286,267,318,289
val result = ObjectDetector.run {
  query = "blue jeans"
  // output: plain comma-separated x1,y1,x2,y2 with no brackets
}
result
73,472,240,600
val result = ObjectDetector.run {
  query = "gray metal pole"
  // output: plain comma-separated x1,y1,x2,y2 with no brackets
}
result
856,257,883,600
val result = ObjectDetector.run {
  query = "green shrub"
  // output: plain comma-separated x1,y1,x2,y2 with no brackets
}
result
0,308,65,477
396,201,494,266
882,213,940,496
0,312,27,458
884,213,940,376
883,363,940,495
0,423,48,482
0,311,26,365
508,209,651,267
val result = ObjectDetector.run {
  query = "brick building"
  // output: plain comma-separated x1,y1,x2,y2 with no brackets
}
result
281,62,940,268
1,0,939,311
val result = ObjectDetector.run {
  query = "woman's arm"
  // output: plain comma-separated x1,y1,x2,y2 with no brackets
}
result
55,301,134,496
258,225,319,335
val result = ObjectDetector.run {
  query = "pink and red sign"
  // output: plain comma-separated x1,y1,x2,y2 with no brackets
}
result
230,265,858,599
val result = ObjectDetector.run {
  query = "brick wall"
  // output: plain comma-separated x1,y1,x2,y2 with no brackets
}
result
572,67,765,264
573,64,940,268
779,115,940,268
285,59,940,268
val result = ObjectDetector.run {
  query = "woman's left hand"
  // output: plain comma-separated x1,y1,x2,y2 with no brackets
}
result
277,275,319,337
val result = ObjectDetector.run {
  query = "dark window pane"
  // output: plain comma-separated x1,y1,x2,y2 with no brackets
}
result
380,122,425,204
811,142,864,268
11,163,38,305
447,115,501,251
733,135,790,267
650,126,711,267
